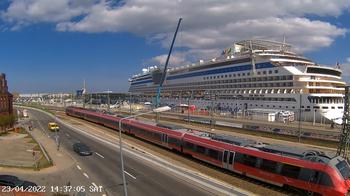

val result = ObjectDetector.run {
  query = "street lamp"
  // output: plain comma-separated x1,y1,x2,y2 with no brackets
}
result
118,106,171,196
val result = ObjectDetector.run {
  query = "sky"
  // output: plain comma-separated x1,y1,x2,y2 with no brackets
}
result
0,0,350,93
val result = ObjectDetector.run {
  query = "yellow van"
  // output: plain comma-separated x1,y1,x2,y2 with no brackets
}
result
48,122,59,131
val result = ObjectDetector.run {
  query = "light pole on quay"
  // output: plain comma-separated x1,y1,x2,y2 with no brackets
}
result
118,106,171,196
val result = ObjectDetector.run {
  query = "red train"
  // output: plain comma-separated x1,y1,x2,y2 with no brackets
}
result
66,106,350,196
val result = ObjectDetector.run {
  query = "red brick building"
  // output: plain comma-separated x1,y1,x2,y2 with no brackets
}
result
0,73,13,116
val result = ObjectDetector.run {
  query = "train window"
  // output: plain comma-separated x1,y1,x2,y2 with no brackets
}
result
319,173,333,187
260,159,277,173
208,149,219,160
336,160,350,180
168,137,179,146
243,155,257,167
281,164,301,179
299,168,317,182
223,151,228,163
234,152,244,163
228,152,234,164
153,132,161,141
233,153,257,167
184,142,195,151
196,145,206,154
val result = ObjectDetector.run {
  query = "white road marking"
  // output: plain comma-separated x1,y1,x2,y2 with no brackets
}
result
76,165,81,170
95,152,104,159
124,171,136,180
91,182,98,188
102,194,107,196
83,172,89,179
65,133,70,137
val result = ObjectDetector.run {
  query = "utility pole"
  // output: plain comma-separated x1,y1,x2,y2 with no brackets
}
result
187,97,190,125
107,90,110,112
298,93,302,142
210,92,215,129
129,92,132,115
83,79,86,108
337,86,350,159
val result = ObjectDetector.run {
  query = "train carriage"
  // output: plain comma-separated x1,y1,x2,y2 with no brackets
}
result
65,107,350,196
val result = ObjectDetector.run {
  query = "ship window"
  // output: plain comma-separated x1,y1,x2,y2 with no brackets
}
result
331,106,335,109
263,71,266,74
338,106,343,109
238,73,240,76
229,74,232,77
242,73,245,76
233,74,236,77
275,70,278,73
313,106,320,109
221,75,224,78
269,70,272,74
257,72,261,75
225,75,228,78
247,72,250,76
322,106,328,109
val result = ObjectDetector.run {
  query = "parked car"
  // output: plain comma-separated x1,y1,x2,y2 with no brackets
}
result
0,175,37,188
73,143,92,156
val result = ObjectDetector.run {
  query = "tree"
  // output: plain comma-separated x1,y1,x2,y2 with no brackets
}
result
0,114,15,132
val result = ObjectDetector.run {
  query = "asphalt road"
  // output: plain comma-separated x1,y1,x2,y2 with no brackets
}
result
29,109,212,196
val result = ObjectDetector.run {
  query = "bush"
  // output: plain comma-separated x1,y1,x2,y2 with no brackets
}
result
0,114,15,132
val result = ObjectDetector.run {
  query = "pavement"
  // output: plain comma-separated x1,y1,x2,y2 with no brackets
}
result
0,131,38,168
23,108,252,196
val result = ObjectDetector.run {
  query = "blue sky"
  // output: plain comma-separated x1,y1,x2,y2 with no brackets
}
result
0,0,350,93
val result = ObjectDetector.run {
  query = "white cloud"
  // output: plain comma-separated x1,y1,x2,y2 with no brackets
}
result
341,58,350,76
151,53,187,66
1,0,96,29
1,0,349,64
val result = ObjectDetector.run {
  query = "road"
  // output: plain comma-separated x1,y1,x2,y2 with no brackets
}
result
29,109,214,196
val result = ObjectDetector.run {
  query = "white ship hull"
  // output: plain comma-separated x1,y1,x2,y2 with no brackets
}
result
129,40,346,123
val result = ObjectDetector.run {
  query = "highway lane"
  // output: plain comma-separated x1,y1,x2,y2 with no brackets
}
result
29,109,213,196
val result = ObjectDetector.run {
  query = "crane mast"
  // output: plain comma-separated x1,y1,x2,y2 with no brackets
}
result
155,18,182,109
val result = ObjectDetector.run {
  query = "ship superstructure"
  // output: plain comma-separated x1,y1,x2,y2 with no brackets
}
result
129,39,346,123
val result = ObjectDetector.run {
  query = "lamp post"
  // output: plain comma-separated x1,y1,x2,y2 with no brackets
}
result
298,93,302,142
118,106,171,196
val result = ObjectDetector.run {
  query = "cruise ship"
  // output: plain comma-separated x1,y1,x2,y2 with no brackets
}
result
129,39,346,123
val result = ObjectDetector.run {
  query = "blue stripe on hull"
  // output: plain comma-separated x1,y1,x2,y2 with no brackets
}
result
131,62,274,86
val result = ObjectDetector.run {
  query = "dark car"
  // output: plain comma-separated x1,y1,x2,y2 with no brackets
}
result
0,175,37,188
73,143,93,156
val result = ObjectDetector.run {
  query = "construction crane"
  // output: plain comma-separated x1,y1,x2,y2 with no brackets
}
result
155,18,182,121
337,86,350,159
